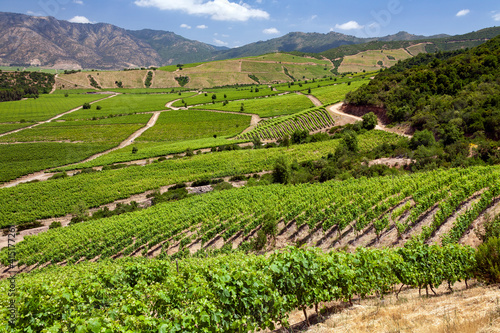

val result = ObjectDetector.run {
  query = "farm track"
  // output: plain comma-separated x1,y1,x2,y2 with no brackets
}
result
0,93,118,139
74,111,161,164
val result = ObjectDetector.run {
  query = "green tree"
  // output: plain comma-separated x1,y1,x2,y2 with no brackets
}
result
362,112,378,130
410,130,435,149
272,157,290,184
342,130,358,153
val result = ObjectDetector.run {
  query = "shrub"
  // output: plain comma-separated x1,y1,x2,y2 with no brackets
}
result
253,229,267,250
362,112,378,130
96,105,102,110
213,181,233,191
131,146,138,154
82,102,91,109
272,157,290,184
49,221,62,229
475,237,500,284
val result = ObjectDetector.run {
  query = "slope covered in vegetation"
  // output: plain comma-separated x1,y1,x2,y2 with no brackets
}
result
345,36,500,143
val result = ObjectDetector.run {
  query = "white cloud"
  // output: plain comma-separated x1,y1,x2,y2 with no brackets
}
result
197,24,208,29
68,15,93,23
222,34,229,37
27,10,44,16
134,0,269,21
493,12,500,21
180,23,192,29
255,0,262,3
456,9,470,17
334,20,364,30
311,15,317,20
213,38,229,46
73,0,84,4
263,27,280,34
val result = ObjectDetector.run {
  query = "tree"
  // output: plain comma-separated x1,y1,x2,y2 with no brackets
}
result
410,130,436,149
211,94,217,101
362,112,378,130
342,130,358,153
278,134,290,148
132,146,138,154
252,136,262,149
82,102,91,110
291,129,309,144
272,157,290,184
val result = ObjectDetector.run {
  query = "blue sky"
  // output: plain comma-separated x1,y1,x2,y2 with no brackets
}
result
1,0,499,48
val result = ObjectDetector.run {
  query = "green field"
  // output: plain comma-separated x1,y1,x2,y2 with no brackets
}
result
172,86,280,107
0,131,402,227
64,136,249,167
192,93,314,117
0,142,111,183
239,107,334,140
60,93,195,120
159,62,205,72
0,123,30,134
0,115,149,144
0,94,108,123
137,110,251,142
311,80,369,105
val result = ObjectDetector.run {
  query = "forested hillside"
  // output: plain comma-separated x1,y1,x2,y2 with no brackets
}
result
345,35,500,143
0,71,54,101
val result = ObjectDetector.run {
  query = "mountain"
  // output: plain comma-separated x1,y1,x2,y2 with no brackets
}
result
126,29,222,66
0,11,497,70
0,12,162,70
211,31,447,60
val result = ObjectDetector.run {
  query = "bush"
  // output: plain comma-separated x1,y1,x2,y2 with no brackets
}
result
82,102,91,110
191,179,211,187
272,157,290,184
253,229,267,250
410,130,436,149
49,221,62,229
96,105,102,110
475,237,500,284
213,181,233,191
362,112,378,130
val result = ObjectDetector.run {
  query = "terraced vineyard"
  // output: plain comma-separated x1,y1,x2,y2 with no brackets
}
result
237,107,334,140
1,165,497,269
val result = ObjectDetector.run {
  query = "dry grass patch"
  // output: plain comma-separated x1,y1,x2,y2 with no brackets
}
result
300,283,500,333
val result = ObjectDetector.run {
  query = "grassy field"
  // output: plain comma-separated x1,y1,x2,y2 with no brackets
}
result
172,86,279,107
338,49,412,73
60,92,195,120
0,120,147,144
244,53,331,65
159,62,204,72
0,123,30,134
0,94,108,123
101,88,190,94
137,110,251,142
65,136,249,167
311,80,370,105
0,142,111,183
192,93,314,117
406,43,429,56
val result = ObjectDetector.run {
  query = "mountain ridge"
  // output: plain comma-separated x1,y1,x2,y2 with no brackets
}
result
0,11,497,70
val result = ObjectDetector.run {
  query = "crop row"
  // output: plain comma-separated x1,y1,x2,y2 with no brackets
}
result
2,165,498,268
238,107,334,140
0,243,476,332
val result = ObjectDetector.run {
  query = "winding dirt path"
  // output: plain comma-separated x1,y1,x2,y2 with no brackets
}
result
0,110,160,188
76,111,161,164
326,102,412,137
0,93,118,138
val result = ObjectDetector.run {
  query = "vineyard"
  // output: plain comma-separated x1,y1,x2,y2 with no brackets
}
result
237,107,335,140
0,131,402,227
192,93,315,118
1,42,500,333
0,243,477,332
1,165,498,268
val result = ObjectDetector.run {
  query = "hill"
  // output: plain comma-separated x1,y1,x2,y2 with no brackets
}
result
0,11,475,70
345,35,500,144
